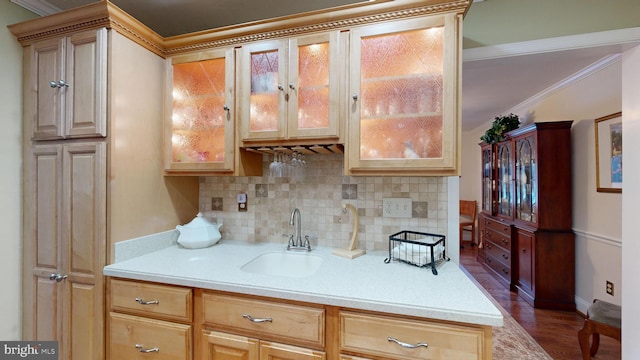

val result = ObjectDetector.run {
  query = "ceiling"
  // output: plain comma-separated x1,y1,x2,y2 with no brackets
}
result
12,0,639,132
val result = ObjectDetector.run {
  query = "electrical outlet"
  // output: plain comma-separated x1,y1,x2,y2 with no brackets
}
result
382,198,412,218
606,281,614,296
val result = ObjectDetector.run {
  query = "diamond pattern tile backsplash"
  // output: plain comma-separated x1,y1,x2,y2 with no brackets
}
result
199,154,448,251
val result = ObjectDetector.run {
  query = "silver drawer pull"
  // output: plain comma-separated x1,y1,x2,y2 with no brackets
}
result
135,297,159,305
135,344,159,353
387,337,428,349
242,313,273,323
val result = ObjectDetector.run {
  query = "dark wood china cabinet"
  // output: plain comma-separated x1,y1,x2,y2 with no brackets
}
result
478,121,575,311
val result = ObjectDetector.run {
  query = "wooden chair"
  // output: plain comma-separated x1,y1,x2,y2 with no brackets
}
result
459,200,477,248
578,299,621,360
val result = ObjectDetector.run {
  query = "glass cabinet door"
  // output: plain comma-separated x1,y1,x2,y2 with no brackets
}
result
515,135,537,223
481,144,494,214
239,33,341,142
346,15,460,175
496,141,512,218
166,48,235,172
287,32,341,139
239,40,287,141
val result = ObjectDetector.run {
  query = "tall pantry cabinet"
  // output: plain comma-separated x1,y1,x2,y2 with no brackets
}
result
9,3,198,360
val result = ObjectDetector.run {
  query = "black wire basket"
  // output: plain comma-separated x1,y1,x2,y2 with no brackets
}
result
384,230,449,275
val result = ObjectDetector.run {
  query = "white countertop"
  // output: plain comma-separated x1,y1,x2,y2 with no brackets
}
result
104,239,503,327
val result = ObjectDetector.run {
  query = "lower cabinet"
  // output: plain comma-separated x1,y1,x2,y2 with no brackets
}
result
108,279,193,359
108,278,492,360
201,331,325,360
339,311,490,360
110,313,192,359
479,215,513,288
199,291,326,359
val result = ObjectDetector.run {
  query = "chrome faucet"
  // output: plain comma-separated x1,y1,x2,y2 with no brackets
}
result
287,208,311,251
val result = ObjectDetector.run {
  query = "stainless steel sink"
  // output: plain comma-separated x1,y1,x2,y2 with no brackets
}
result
241,252,323,278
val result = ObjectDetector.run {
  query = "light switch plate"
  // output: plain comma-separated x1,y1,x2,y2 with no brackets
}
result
382,198,412,218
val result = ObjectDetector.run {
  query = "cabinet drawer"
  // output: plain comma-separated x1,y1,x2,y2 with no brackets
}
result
484,228,511,251
340,311,488,360
203,292,325,348
111,279,192,322
483,218,511,237
484,240,510,265
485,254,511,283
109,312,192,360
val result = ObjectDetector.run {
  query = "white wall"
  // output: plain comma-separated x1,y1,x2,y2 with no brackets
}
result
460,55,624,313
0,1,36,340
621,44,640,360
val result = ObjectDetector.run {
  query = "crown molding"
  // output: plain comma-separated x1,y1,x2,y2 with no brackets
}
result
463,27,640,62
10,0,60,16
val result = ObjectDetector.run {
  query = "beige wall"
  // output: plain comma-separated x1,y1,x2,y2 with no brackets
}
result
0,1,37,340
464,0,640,48
460,51,624,313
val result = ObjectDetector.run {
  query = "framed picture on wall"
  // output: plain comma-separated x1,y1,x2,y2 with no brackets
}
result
595,111,622,193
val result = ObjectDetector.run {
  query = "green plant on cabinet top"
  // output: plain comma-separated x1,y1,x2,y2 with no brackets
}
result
480,113,520,144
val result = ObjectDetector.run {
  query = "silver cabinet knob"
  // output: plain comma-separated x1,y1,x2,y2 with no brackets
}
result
289,83,295,90
49,80,70,88
277,84,284,91
352,93,358,101
223,105,230,112
49,273,67,282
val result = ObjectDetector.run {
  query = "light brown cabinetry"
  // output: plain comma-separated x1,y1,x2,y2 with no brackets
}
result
26,142,106,360
238,32,342,144
345,15,462,176
107,279,492,360
165,48,262,175
200,291,326,359
478,121,575,310
109,279,193,359
29,28,107,140
339,311,490,360
11,4,199,359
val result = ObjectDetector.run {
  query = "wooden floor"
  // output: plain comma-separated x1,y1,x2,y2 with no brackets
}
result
460,244,621,360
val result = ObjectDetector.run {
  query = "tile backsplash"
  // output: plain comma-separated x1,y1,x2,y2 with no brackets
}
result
199,154,449,251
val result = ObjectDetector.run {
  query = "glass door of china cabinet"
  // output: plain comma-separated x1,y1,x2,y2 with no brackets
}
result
496,140,513,219
165,48,236,173
345,15,461,175
480,143,495,214
514,134,537,224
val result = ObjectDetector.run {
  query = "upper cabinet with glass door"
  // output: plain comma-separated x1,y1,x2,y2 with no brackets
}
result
345,15,462,176
166,48,261,175
238,32,342,144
